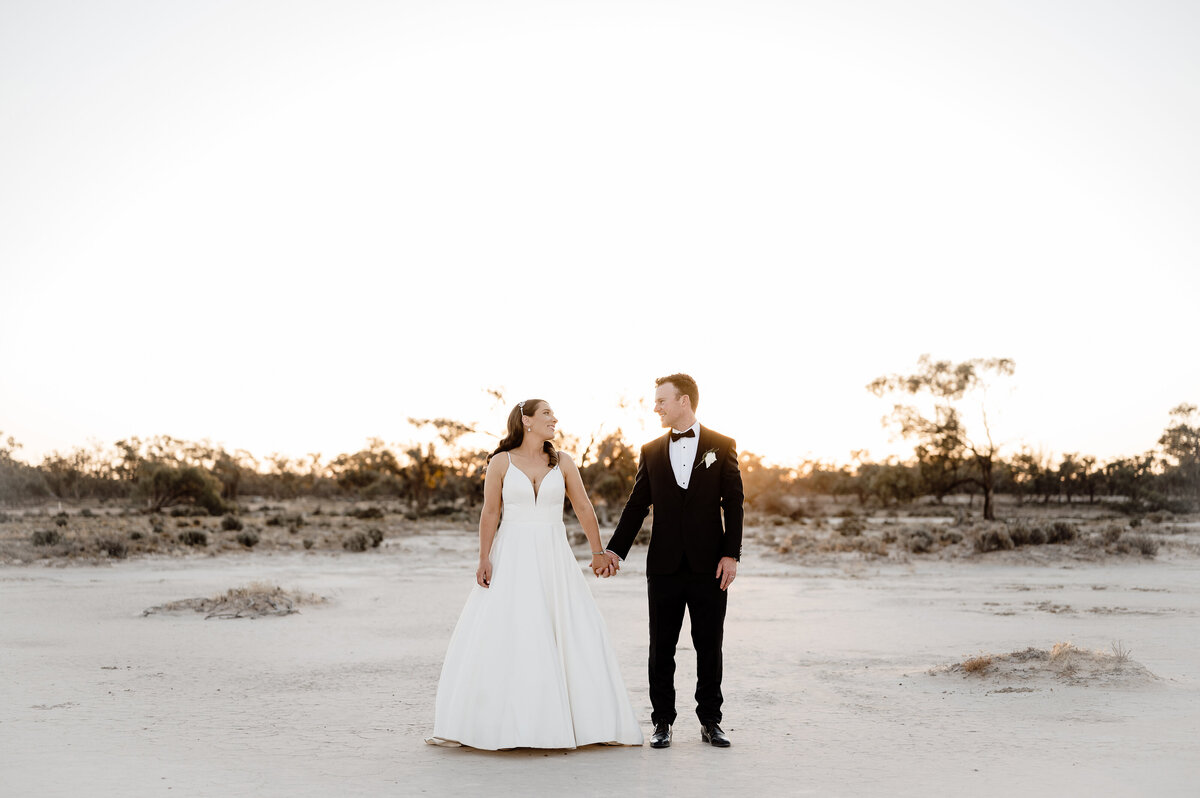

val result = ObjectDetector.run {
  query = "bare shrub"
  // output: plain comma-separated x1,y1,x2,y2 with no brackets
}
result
1101,524,1124,545
351,506,385,520
178,530,208,547
1008,524,1032,546
906,529,934,553
974,528,1014,553
235,531,260,548
1046,521,1078,544
1111,641,1131,662
1117,534,1159,557
367,528,384,548
343,532,369,552
98,536,128,559
31,529,61,546
221,514,244,532
302,538,314,550
838,516,866,537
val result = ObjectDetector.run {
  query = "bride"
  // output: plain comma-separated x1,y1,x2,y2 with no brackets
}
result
427,399,644,749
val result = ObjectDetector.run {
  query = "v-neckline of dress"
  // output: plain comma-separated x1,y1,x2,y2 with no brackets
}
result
509,457,558,503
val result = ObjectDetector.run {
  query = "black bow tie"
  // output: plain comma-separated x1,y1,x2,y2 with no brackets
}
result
670,429,695,442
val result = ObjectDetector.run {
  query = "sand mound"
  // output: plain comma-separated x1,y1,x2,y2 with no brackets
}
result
931,642,1158,687
142,581,326,619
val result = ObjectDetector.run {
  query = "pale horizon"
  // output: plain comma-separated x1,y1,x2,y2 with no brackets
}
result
3,0,1197,471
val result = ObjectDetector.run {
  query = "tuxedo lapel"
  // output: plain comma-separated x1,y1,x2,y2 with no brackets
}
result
684,425,713,505
650,433,684,512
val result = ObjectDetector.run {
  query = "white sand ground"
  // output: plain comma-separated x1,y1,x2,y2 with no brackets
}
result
2,532,1199,797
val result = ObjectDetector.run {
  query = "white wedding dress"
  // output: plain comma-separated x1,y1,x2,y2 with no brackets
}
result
427,454,644,750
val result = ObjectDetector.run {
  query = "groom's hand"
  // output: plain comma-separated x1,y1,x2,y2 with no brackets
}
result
716,557,737,591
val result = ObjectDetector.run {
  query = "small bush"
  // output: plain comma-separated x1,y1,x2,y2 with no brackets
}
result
178,530,208,547
838,516,866,537
939,530,963,545
1129,517,1142,528
351,506,385,520
906,529,934,554
236,531,260,548
368,528,384,548
1027,526,1047,546
54,515,68,528
1120,534,1159,557
80,508,95,518
302,538,315,550
1046,521,1078,544
130,531,144,540
1101,524,1124,545
974,528,1015,553
98,537,128,558
343,532,369,552
221,515,244,532
1009,524,1032,547
31,529,61,546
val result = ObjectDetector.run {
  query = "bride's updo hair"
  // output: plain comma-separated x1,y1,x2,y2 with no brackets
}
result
487,399,559,467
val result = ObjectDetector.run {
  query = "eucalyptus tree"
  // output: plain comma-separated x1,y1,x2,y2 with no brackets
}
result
868,355,1015,520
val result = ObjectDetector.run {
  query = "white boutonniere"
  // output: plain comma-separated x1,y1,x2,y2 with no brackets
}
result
699,448,719,469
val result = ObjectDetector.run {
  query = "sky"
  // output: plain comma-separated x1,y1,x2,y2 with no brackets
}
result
2,0,1198,469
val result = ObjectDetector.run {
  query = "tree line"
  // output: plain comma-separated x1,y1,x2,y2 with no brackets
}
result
2,359,1197,518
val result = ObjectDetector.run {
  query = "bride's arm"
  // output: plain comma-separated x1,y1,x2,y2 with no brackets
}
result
476,456,504,587
559,453,613,576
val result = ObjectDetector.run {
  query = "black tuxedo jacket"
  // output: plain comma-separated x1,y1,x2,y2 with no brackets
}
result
606,425,744,575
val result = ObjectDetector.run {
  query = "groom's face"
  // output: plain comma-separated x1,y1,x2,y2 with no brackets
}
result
654,383,689,430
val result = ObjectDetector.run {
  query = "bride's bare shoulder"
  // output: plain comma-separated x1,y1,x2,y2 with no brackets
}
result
486,451,511,477
556,451,576,470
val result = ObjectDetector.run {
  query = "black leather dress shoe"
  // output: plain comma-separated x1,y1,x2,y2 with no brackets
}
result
649,722,672,748
701,723,731,747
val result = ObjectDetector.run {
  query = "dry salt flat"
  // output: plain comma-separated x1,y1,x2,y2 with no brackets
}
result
2,532,1199,797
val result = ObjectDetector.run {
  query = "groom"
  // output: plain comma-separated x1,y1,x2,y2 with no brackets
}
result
603,373,743,749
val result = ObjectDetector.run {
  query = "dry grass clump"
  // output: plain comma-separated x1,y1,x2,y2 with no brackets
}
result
974,520,1080,553
143,581,326,619
939,640,1155,684
1116,533,1159,557
961,655,993,674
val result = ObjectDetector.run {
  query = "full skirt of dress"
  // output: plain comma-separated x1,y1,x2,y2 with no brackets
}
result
427,513,643,750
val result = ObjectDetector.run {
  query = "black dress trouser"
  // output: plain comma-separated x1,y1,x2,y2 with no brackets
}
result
646,553,728,726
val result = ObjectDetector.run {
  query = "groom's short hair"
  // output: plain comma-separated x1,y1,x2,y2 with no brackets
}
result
656,373,699,410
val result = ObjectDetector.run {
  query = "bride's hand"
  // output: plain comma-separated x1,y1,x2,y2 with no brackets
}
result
476,558,492,588
590,552,610,577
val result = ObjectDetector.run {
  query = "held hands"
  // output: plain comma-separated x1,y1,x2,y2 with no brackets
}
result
476,558,492,588
716,556,737,591
591,551,621,578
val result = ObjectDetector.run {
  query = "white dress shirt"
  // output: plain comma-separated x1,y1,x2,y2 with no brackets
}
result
669,421,701,490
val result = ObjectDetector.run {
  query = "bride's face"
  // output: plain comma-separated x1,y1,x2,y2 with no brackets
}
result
523,403,558,442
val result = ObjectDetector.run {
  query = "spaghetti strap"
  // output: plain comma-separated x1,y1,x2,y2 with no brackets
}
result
506,452,512,464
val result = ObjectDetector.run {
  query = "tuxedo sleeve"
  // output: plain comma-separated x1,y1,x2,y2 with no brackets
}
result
605,445,652,560
720,438,744,560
